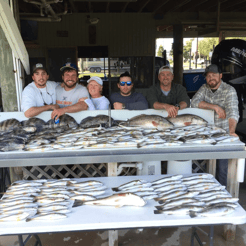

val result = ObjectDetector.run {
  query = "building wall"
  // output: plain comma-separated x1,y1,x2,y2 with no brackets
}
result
36,13,156,57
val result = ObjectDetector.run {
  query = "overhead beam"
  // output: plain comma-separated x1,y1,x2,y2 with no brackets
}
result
153,0,170,14
68,0,78,13
166,0,191,13
182,0,209,12
221,0,246,11
138,0,152,13
122,2,129,12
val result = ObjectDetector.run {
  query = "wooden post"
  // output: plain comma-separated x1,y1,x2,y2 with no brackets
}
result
207,159,216,177
107,162,118,246
0,25,22,183
173,24,183,85
223,159,239,241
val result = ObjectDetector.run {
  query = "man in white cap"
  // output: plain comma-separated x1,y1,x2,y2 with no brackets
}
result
147,65,190,117
51,62,89,119
79,76,110,110
21,63,60,118
191,64,239,186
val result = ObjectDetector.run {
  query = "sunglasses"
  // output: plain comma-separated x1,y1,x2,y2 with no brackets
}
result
119,81,132,86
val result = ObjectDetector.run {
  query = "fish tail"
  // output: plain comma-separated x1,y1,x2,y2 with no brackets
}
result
26,218,32,222
112,188,119,192
155,206,164,210
72,199,84,207
158,200,165,205
154,198,161,202
154,210,164,214
189,211,197,218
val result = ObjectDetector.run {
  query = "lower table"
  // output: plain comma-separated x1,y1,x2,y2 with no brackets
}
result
1,175,246,246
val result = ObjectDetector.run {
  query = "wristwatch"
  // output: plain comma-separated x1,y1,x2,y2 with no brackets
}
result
175,104,180,109
122,103,126,109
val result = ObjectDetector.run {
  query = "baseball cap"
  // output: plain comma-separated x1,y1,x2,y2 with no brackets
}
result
60,62,78,72
159,66,173,74
203,64,221,76
87,76,103,86
32,63,48,74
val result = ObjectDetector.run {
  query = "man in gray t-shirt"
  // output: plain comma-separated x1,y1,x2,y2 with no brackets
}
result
51,63,89,119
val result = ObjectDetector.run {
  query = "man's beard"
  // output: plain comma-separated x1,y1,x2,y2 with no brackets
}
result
64,80,76,89
208,79,219,89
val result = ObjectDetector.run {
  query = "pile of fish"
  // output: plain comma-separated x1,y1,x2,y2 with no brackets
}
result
0,179,110,222
0,114,240,152
153,174,238,217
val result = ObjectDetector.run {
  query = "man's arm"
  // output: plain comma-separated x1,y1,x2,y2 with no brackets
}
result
25,104,59,118
176,85,190,107
228,118,238,136
153,102,178,118
51,101,88,119
197,101,226,119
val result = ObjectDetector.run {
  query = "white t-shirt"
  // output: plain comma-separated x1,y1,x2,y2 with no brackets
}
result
21,81,58,113
85,96,110,110
56,83,89,108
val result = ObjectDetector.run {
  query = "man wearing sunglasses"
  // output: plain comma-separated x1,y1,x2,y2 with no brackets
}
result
110,72,148,110
147,66,190,118
21,63,60,118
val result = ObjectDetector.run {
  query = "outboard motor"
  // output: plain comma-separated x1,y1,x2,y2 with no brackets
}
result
212,39,246,122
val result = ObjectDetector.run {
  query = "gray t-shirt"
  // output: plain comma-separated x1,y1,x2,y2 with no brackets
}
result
56,83,89,108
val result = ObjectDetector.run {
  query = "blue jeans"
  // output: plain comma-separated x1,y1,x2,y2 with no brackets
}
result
216,159,228,187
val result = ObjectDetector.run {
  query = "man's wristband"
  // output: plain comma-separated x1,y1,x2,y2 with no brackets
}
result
122,103,126,109
175,104,180,109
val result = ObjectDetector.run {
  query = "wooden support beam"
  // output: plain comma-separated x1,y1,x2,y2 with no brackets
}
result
153,0,170,14
107,162,118,246
138,0,152,13
207,159,216,177
173,24,183,85
223,159,239,241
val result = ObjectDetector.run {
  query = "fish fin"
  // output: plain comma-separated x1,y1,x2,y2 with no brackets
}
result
158,200,165,205
184,122,192,126
152,121,159,127
155,206,164,210
112,188,119,192
189,211,197,218
72,200,84,207
154,210,164,214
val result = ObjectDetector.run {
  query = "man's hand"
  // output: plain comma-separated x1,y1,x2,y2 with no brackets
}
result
51,108,66,119
166,105,179,118
78,97,88,102
214,105,226,119
113,102,124,110
229,132,238,137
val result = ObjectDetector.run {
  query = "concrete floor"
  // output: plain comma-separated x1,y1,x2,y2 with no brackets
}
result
1,105,246,246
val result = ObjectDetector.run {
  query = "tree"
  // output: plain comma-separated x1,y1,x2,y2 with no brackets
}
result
198,38,219,58
183,39,194,61
157,45,164,57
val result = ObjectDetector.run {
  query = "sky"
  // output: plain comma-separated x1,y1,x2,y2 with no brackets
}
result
156,38,203,55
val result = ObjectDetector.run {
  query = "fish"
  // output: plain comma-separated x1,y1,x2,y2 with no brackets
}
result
195,190,228,199
0,138,25,152
154,205,204,214
166,114,207,127
159,192,200,203
70,194,96,201
125,114,174,129
26,213,67,222
200,194,231,202
68,180,104,188
112,180,146,191
182,174,213,181
72,190,106,196
158,198,201,208
79,193,146,208
38,205,69,212
22,118,46,131
142,194,159,200
46,114,78,129
155,191,187,202
0,118,22,132
206,197,239,206
189,206,235,218
151,175,183,185
0,212,30,222
0,208,37,216
80,115,115,128
152,180,182,189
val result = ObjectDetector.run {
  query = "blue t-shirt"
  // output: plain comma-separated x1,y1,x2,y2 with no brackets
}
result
110,92,148,110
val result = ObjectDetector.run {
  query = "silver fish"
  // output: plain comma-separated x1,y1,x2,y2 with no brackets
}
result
0,212,30,222
190,206,235,218
81,193,146,207
26,213,67,222
112,180,146,191
151,175,183,185
206,197,239,206
155,205,204,214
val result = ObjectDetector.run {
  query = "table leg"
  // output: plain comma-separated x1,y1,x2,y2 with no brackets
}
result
223,159,239,241
209,226,214,246
207,159,216,176
107,162,119,246
18,235,24,246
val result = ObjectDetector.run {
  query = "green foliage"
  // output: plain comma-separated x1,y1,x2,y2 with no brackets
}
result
183,39,194,61
225,37,246,41
157,45,164,57
198,38,219,57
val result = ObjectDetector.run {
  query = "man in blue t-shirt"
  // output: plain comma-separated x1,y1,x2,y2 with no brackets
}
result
110,72,148,110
